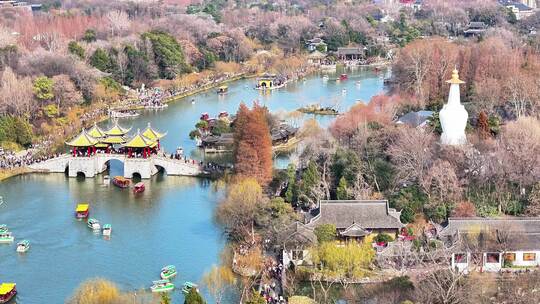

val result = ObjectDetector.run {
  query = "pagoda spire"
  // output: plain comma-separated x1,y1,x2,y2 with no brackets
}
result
439,68,468,146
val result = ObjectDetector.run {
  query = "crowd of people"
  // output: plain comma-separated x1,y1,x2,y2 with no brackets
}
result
0,150,61,169
260,259,286,304
138,87,169,108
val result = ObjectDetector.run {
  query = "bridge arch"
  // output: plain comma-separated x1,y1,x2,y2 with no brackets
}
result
76,172,86,178
131,172,142,180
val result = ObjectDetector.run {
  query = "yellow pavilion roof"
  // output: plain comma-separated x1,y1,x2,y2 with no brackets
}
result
104,121,131,136
142,122,167,141
123,130,157,148
0,283,16,295
87,123,106,138
65,129,99,147
94,143,109,148
76,204,89,212
100,135,126,144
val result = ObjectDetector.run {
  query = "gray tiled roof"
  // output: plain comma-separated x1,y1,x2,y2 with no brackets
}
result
441,217,540,251
340,223,369,237
396,110,433,127
306,200,404,230
279,222,317,247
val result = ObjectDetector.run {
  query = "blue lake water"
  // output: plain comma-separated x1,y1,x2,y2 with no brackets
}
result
0,67,386,303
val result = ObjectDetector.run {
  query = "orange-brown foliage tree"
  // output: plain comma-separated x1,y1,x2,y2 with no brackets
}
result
452,201,476,217
234,103,272,186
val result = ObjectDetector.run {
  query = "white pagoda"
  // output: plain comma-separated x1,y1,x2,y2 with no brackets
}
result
439,68,468,145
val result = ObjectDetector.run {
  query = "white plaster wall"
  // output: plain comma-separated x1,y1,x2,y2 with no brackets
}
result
511,251,540,267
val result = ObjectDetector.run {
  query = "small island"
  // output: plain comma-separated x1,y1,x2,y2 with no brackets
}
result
297,104,339,115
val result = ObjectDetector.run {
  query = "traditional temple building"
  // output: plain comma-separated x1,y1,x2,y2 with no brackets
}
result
122,130,157,158
439,69,468,145
142,122,167,150
65,129,99,156
101,121,131,148
86,122,107,139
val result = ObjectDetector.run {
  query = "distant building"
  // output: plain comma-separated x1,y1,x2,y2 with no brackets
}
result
306,38,327,53
0,0,41,11
306,50,327,65
463,22,488,37
499,0,534,20
335,47,366,61
396,110,434,128
440,217,540,273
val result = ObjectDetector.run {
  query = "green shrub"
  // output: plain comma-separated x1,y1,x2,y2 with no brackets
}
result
68,41,85,59
314,224,336,243
0,116,34,148
42,104,59,118
374,233,393,244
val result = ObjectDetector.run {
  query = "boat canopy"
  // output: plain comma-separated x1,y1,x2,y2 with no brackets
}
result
87,122,106,138
103,224,111,229
65,129,99,147
104,121,131,136
153,279,170,284
162,265,175,270
142,123,167,141
17,240,29,246
114,176,129,182
76,204,89,212
123,130,157,148
0,283,15,295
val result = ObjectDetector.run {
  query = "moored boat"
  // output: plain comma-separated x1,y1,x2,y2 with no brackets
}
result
217,85,228,94
322,75,329,81
87,218,101,230
102,224,112,236
0,283,16,304
160,265,177,280
182,281,198,294
150,280,174,293
16,240,30,253
133,182,145,194
112,176,130,188
103,175,110,184
339,73,348,80
109,110,140,119
75,204,89,219
0,232,14,244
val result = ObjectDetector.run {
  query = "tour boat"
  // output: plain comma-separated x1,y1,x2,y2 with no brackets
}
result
0,232,14,244
75,204,89,219
160,265,177,280
109,110,140,119
339,73,348,80
182,281,198,294
102,224,112,236
0,225,7,233
217,85,228,94
112,176,130,189
150,280,175,293
87,218,101,230
133,182,145,194
0,283,16,304
16,240,30,253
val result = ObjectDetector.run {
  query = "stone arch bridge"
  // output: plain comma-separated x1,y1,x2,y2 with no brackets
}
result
29,154,201,179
